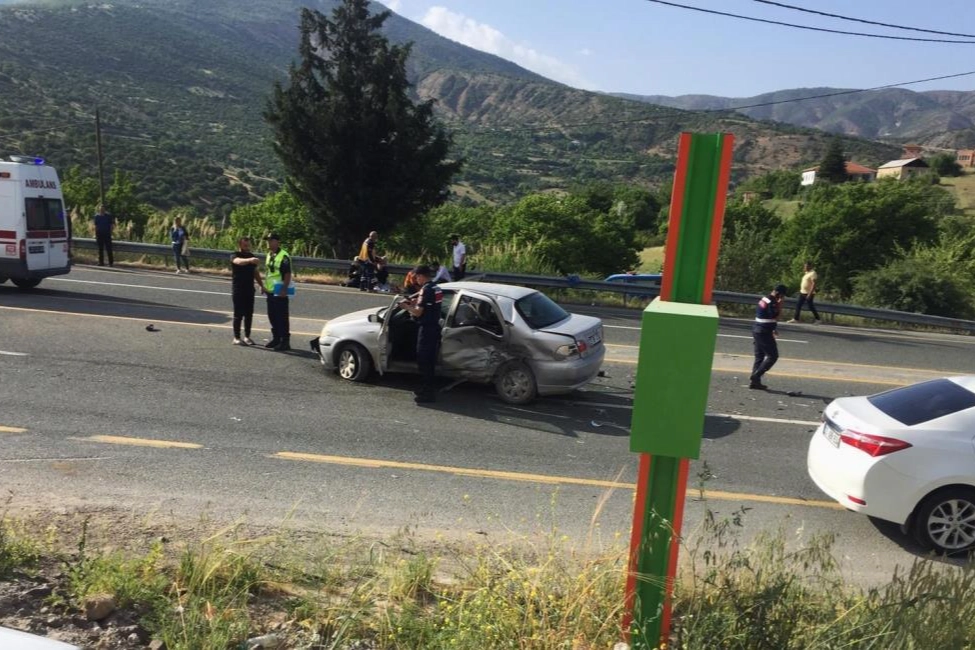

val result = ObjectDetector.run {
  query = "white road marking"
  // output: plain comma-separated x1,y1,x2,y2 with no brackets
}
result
51,277,227,296
602,324,807,344
0,350,28,357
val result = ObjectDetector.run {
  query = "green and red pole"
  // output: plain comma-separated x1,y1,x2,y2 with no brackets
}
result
622,132,734,648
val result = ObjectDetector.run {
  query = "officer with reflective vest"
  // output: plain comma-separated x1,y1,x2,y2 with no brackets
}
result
263,233,292,351
399,265,443,404
750,283,788,390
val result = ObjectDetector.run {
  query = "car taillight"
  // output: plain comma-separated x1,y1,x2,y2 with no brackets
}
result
839,429,912,457
18,239,25,261
576,339,588,355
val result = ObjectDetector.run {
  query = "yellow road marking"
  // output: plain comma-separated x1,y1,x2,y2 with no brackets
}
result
0,425,27,433
273,452,843,510
78,435,202,449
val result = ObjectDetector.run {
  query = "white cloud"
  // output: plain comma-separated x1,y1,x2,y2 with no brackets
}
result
419,6,594,89
578,47,593,57
380,0,401,12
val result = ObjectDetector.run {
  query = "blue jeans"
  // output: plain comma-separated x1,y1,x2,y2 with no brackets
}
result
172,243,189,271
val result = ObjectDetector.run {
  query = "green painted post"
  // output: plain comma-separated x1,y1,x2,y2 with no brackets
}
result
623,132,734,648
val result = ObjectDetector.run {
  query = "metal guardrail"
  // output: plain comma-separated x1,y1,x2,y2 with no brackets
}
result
72,238,975,334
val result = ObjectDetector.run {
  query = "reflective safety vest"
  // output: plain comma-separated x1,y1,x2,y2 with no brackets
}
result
264,248,291,294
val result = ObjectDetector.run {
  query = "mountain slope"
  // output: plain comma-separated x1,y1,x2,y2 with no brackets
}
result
0,0,899,215
620,87,975,148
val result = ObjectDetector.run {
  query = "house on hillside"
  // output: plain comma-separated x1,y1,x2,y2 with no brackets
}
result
902,144,924,159
877,158,930,180
800,162,877,186
957,150,975,168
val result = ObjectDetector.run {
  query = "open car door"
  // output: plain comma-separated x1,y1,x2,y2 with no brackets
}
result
439,290,511,383
377,297,401,375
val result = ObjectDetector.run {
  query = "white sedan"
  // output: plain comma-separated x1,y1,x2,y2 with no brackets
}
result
0,627,78,649
807,376,975,554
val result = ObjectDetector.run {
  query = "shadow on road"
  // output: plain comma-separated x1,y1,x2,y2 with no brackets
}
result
868,516,975,566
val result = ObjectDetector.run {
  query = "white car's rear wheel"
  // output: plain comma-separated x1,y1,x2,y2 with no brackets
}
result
337,343,373,382
913,487,975,554
495,361,537,405
11,278,40,290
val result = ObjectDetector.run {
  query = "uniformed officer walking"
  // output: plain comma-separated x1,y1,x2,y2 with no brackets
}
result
399,265,443,403
263,233,292,351
750,283,788,390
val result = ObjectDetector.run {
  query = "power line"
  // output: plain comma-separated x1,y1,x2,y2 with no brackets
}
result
464,69,975,134
0,122,90,142
643,0,975,44
751,0,975,40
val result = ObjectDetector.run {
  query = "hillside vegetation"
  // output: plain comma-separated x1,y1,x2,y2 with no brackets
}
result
0,0,900,215
622,87,975,148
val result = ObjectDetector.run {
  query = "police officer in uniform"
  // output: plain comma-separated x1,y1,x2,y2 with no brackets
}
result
750,284,788,390
399,265,443,404
264,233,292,351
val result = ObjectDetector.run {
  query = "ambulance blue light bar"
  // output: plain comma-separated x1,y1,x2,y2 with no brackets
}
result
7,155,45,165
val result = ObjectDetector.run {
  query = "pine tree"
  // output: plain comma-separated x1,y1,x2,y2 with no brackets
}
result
818,138,848,184
265,0,462,255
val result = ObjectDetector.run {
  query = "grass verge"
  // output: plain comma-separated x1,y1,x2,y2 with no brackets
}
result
3,506,975,649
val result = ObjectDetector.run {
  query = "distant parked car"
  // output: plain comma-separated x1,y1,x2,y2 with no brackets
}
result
0,626,78,649
604,273,662,300
808,376,975,554
312,282,605,404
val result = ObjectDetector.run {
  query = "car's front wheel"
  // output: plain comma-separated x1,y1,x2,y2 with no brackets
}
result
495,361,537,405
0,275,7,285
912,486,975,554
336,343,373,382
11,278,40,290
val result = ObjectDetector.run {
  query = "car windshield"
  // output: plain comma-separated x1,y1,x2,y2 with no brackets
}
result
868,378,975,426
515,292,570,329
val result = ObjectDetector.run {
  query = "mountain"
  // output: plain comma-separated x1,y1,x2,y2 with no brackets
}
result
0,0,900,216
618,88,975,149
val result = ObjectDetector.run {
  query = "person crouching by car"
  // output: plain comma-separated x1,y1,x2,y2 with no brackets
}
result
430,261,452,284
399,265,443,404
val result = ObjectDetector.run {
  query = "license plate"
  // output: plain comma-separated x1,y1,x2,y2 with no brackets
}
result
587,330,602,346
824,425,841,448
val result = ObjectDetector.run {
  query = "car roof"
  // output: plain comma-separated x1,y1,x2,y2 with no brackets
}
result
440,281,537,301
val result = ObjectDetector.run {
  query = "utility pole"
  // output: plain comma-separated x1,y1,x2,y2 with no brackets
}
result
95,108,106,208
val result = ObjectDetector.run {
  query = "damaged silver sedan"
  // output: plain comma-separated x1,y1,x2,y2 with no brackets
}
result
312,282,605,404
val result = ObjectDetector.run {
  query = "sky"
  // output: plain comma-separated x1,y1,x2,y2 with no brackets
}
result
379,0,975,97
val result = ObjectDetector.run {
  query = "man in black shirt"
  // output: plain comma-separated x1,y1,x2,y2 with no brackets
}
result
230,237,263,345
399,265,443,404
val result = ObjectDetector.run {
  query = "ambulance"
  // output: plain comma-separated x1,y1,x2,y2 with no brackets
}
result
0,155,71,289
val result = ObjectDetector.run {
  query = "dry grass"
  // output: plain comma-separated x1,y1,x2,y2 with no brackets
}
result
940,171,975,216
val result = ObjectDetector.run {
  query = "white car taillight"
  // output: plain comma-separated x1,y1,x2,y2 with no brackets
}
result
840,429,912,457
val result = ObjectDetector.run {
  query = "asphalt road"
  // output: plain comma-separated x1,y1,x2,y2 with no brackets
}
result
1,265,973,584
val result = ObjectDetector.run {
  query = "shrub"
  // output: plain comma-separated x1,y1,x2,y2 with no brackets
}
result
852,258,975,319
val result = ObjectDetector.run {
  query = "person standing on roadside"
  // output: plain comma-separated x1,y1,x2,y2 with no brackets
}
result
263,233,292,351
93,204,114,267
170,217,191,274
399,265,443,404
788,261,821,324
357,231,379,292
750,284,788,390
230,237,263,346
450,234,466,280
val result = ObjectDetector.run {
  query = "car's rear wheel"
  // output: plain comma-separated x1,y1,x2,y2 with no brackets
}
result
336,343,373,382
11,278,40,290
912,487,975,554
0,275,7,285
495,361,537,405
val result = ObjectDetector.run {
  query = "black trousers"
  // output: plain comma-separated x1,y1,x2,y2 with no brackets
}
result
266,295,290,341
96,231,113,266
416,325,441,394
793,293,820,321
360,261,375,291
751,328,779,382
232,291,255,338
452,265,465,281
